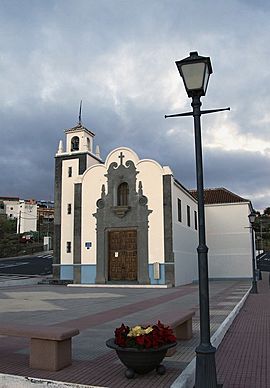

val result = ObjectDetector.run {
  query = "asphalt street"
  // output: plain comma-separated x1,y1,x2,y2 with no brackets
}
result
0,253,52,276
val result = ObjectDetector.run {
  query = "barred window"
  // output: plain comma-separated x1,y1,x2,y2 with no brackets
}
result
117,182,129,206
66,241,71,253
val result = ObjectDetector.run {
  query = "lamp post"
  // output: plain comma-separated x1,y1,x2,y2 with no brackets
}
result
165,52,229,388
248,211,258,294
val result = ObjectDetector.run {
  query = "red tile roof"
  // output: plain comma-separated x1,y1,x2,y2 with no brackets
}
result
189,188,249,204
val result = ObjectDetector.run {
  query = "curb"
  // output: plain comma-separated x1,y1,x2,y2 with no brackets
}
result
68,283,172,289
0,374,105,388
0,277,42,287
170,287,251,388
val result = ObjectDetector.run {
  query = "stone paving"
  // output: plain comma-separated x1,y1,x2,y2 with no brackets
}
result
0,278,251,387
216,271,270,388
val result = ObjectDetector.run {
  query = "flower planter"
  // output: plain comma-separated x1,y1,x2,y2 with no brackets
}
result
106,338,176,378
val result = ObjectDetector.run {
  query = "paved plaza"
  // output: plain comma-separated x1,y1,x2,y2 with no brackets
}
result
0,273,257,388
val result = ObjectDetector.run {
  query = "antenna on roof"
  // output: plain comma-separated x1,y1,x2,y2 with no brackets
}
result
78,100,83,125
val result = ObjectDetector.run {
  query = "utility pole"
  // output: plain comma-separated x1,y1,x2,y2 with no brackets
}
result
17,210,21,253
17,210,21,235
260,220,263,253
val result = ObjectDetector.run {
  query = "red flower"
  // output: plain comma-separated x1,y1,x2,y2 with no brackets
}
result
114,323,130,347
113,321,176,350
135,336,145,346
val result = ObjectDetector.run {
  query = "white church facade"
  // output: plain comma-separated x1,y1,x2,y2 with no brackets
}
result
53,122,254,286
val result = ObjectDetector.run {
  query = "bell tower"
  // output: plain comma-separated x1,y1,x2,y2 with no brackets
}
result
53,105,103,281
65,123,95,154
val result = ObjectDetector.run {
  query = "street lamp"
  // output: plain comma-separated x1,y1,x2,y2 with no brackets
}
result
165,52,229,388
248,211,258,294
175,51,212,98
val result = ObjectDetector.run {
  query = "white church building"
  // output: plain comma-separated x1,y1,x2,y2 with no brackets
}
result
53,122,254,286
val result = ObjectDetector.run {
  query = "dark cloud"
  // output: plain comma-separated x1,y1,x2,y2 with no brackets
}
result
0,0,270,212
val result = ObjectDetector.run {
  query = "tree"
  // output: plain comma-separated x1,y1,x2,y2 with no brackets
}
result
263,207,270,216
253,210,270,252
0,216,16,239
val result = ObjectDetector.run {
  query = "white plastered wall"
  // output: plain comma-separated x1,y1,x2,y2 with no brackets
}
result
4,200,37,233
19,202,37,233
66,131,93,153
172,181,198,286
61,159,79,264
81,164,107,264
137,159,165,264
87,154,100,168
205,202,253,278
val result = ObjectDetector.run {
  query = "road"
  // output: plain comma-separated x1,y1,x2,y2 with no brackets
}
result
257,251,270,272
0,253,53,276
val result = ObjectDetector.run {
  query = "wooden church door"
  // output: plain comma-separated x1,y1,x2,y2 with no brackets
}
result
108,230,137,281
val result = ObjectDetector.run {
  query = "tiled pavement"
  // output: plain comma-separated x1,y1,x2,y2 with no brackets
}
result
216,271,270,388
0,277,254,387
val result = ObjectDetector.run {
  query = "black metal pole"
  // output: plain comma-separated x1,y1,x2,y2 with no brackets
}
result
192,95,218,388
250,224,258,294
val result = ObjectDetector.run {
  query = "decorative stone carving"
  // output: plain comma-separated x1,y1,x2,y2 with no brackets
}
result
94,157,152,284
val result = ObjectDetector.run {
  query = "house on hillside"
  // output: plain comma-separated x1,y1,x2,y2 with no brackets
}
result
0,196,37,234
53,122,254,286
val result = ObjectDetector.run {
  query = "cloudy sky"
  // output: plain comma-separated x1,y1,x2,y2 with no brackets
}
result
1,0,270,211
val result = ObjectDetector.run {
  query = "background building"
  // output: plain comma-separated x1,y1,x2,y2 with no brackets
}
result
0,196,37,234
191,188,254,279
37,201,54,250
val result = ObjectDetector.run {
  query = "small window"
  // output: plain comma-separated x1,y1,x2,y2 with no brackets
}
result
9,214,13,218
117,182,129,206
10,207,13,210
187,205,191,227
68,167,72,177
67,204,72,214
71,136,79,151
194,211,197,230
177,199,182,222
66,241,71,253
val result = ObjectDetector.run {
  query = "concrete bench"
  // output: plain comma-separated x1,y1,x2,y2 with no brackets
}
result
0,324,79,371
145,309,195,357
146,309,196,340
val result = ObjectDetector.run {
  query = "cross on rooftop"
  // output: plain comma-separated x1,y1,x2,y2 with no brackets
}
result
118,152,125,165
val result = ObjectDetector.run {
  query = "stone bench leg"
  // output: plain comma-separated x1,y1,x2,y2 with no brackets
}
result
30,338,72,371
174,319,192,340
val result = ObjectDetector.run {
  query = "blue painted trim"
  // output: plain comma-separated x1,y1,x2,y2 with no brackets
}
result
148,263,165,285
60,265,74,280
81,265,96,284
60,264,165,285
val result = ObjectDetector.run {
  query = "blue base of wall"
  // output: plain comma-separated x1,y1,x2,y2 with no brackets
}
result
60,264,165,284
148,264,165,284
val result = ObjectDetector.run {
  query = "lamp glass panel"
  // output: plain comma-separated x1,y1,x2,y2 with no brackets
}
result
203,66,210,93
249,213,256,223
181,62,206,90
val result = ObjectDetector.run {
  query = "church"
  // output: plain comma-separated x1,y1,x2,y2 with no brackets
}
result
53,121,254,287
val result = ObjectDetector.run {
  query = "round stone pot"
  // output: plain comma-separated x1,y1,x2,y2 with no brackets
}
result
106,338,176,378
